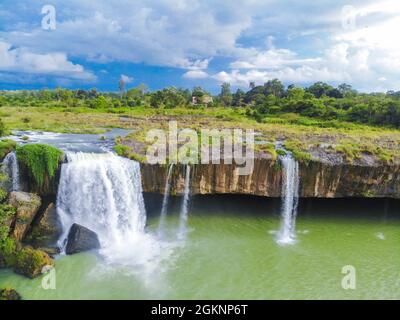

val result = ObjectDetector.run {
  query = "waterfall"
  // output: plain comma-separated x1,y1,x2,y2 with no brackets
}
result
178,165,191,240
157,164,174,237
277,153,299,245
1,152,20,192
57,152,156,264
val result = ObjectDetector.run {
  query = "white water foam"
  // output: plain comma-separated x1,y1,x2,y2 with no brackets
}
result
57,152,164,267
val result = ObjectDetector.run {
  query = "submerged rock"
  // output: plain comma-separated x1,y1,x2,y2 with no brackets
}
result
0,288,21,300
7,192,41,241
66,223,100,255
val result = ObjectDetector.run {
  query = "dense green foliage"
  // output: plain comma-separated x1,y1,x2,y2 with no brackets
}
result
16,144,63,188
0,205,15,243
0,139,16,161
2,80,400,129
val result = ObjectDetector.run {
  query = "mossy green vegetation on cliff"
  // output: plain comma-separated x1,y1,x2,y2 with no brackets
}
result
16,144,63,189
0,139,16,161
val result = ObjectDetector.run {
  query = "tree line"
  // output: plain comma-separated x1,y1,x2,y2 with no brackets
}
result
2,79,400,128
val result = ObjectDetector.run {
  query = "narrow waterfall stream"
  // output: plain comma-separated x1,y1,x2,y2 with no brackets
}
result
157,164,174,237
277,153,300,245
178,165,191,240
1,152,20,192
56,152,162,265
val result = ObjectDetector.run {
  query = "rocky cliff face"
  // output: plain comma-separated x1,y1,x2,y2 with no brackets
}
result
140,159,400,198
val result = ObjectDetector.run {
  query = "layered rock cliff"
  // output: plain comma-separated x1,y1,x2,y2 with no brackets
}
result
140,159,400,198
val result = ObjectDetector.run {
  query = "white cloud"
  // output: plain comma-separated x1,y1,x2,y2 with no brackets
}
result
0,40,96,82
120,74,134,83
1,0,400,90
214,1,400,91
182,70,209,79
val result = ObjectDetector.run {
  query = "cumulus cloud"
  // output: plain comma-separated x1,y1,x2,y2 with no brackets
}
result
0,40,96,82
213,0,400,91
182,70,209,79
0,0,399,90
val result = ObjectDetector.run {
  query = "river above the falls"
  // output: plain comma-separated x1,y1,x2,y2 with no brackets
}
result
1,196,399,300
4,129,131,153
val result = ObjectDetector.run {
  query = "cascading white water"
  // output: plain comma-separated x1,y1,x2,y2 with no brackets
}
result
277,153,299,245
178,165,191,240
1,152,20,192
57,152,159,265
157,164,174,237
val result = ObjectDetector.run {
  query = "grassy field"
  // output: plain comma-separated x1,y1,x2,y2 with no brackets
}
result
1,106,400,164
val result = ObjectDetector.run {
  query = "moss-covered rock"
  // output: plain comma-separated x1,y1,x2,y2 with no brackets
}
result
7,192,41,241
0,287,21,300
16,144,63,195
14,246,54,279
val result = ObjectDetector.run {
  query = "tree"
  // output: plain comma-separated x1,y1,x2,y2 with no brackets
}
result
263,79,285,98
232,89,245,107
219,83,232,107
307,82,334,98
338,83,357,97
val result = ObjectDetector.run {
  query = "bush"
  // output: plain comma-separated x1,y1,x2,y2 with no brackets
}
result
113,144,131,157
0,237,18,267
16,144,63,189
0,204,16,242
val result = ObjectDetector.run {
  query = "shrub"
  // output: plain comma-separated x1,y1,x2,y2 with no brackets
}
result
0,237,18,267
113,144,131,157
16,144,63,189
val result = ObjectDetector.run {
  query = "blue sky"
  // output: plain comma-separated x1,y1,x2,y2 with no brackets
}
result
0,0,400,93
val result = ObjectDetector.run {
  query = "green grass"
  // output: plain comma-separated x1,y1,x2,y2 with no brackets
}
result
1,106,400,165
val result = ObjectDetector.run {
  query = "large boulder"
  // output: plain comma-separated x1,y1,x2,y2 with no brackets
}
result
13,246,54,279
27,202,63,248
7,192,41,241
66,223,100,255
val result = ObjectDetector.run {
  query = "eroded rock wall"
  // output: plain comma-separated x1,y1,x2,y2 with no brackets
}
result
140,160,400,198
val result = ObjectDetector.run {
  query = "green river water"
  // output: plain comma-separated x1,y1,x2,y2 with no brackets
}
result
0,196,399,300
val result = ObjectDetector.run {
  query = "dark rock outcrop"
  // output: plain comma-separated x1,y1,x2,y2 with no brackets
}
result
66,223,100,255
27,202,63,248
